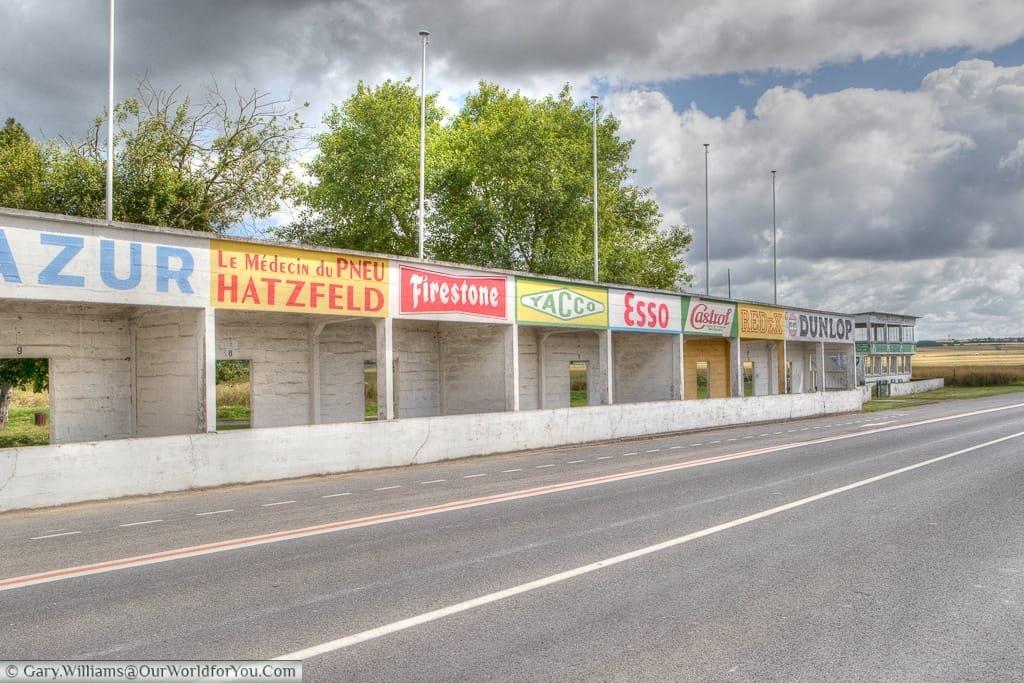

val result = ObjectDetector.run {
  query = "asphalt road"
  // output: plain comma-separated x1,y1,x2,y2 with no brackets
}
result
2,395,1023,682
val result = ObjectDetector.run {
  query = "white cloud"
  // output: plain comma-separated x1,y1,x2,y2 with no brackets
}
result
611,60,1024,338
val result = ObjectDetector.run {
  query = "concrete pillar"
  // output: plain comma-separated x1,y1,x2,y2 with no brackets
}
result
729,337,743,397
817,342,826,392
782,341,789,394
202,308,217,432
847,344,857,389
767,341,779,394
310,321,327,425
672,334,684,400
597,329,614,405
375,317,395,420
504,324,520,411
537,329,548,409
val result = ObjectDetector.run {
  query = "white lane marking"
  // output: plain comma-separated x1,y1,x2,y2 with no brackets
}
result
595,456,613,460
262,501,296,507
743,436,754,439
709,441,721,444
31,531,81,540
374,486,401,492
419,480,446,485
535,464,555,469
502,469,523,473
669,446,682,450
646,449,660,453
567,460,587,464
862,421,896,428
623,452,639,456
321,493,352,498
274,429,1024,661
119,520,163,527
5,402,1022,593
463,474,487,479
195,509,234,516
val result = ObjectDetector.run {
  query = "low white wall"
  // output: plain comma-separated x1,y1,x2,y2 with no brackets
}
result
886,378,944,396
0,390,862,512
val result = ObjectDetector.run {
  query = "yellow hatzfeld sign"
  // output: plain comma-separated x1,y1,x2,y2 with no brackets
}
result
738,304,785,340
516,278,608,328
211,240,388,316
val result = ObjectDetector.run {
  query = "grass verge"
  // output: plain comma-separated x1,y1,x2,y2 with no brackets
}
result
0,407,50,448
862,384,1024,412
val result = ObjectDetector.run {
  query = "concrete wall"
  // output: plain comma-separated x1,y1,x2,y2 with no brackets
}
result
134,308,205,437
215,311,313,428
439,323,509,415
1,301,133,443
393,320,442,418
317,319,377,424
613,332,678,403
535,329,601,408
741,340,779,396
885,378,944,396
0,390,863,512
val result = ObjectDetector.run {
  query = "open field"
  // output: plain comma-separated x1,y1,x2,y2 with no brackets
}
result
914,342,1024,366
913,343,1024,386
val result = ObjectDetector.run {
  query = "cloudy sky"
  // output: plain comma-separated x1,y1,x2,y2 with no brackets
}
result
3,0,1024,340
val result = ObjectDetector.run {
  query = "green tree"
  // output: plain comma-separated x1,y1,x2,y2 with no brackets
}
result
433,83,690,289
0,358,48,430
287,81,691,289
0,118,49,211
1,80,306,232
276,79,445,255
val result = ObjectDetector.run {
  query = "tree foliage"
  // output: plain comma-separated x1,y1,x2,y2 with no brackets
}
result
285,81,691,289
1,79,305,232
0,118,49,212
276,79,445,255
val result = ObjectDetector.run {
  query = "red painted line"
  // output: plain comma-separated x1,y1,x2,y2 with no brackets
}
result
3,401,1022,592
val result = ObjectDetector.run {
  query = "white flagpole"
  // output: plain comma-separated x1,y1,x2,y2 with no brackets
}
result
105,0,115,221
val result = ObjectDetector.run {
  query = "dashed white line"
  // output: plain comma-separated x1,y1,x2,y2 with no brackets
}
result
743,436,754,439
262,501,296,507
669,446,682,450
595,456,613,460
419,480,446,485
535,464,555,469
709,441,721,445
30,531,81,540
119,519,164,527
321,493,353,498
373,486,402,492
272,429,1024,661
646,449,660,453
567,460,587,464
463,474,487,479
502,469,523,473
195,509,234,516
623,452,639,456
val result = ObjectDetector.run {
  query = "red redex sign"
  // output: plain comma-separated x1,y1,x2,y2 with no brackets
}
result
399,265,508,320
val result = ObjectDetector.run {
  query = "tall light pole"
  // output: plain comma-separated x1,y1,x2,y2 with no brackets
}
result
418,30,429,260
106,0,115,221
704,143,710,295
771,169,778,304
592,95,599,282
